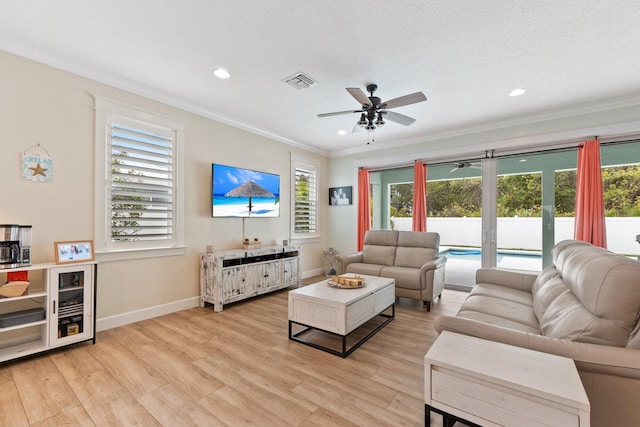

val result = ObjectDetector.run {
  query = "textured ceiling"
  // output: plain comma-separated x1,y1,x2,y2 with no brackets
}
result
2,0,640,155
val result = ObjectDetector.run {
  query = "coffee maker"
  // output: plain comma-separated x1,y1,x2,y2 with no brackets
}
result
0,224,32,269
19,225,32,266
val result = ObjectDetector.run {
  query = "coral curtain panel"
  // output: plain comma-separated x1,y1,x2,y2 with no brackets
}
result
574,139,607,248
357,168,371,251
412,161,427,231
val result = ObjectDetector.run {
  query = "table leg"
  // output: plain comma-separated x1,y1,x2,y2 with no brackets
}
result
424,404,431,427
443,415,456,427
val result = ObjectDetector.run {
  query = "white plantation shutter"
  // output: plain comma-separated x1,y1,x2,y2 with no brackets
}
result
95,97,184,257
294,166,317,233
291,153,320,239
109,123,175,242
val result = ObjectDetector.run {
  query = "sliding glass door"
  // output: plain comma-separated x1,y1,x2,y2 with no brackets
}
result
367,139,640,290
494,150,576,270
427,162,483,288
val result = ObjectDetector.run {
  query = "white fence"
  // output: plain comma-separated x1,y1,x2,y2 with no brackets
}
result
392,217,640,255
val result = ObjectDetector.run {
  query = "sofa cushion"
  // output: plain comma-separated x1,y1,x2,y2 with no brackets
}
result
627,322,640,349
530,265,561,295
364,229,399,246
551,239,592,270
562,251,640,330
470,283,534,307
532,277,568,320
362,245,397,266
397,230,439,249
361,230,399,266
459,294,539,330
539,289,634,346
379,266,422,290
526,241,640,347
456,309,541,334
393,231,439,268
394,246,437,268
345,263,386,276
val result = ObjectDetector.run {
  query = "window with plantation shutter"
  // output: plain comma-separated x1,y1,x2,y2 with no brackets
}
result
95,97,185,259
110,124,174,242
291,153,320,239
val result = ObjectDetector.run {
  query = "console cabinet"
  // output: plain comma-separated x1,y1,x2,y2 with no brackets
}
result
200,245,300,312
0,262,96,363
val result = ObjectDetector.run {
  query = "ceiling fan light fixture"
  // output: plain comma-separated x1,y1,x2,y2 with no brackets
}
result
317,84,428,141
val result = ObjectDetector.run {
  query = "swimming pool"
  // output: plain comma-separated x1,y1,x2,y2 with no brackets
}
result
441,247,542,287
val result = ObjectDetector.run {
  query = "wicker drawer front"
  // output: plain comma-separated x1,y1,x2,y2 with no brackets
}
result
431,368,580,427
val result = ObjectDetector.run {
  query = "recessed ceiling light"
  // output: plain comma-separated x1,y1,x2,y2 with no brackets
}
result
337,130,347,135
519,159,527,163
213,68,230,79
509,88,526,97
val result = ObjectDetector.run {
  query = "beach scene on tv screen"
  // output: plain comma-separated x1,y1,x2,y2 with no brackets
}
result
212,164,280,217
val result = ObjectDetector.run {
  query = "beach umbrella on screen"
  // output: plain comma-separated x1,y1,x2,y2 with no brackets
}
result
224,180,274,215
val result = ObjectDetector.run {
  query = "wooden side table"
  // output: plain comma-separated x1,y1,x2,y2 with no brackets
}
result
424,331,590,426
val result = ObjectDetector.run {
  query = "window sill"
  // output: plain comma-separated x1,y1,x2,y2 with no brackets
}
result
289,236,321,245
96,246,186,263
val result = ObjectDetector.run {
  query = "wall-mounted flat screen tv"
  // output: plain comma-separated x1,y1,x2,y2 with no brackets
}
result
212,163,280,217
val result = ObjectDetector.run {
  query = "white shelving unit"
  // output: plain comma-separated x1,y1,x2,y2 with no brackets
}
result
200,245,300,312
0,262,96,363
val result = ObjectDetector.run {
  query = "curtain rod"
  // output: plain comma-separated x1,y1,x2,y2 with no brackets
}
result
364,137,640,171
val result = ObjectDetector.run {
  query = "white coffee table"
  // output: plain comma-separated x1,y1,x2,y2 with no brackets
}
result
424,331,590,427
288,274,395,357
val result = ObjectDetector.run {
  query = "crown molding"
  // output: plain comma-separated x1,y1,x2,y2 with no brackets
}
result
0,40,329,157
332,93,640,158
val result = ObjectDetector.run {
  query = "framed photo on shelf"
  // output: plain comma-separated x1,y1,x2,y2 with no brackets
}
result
54,240,95,264
329,186,353,206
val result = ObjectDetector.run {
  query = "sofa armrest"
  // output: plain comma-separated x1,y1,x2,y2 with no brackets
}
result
419,255,447,297
420,255,447,272
434,315,640,379
475,267,538,292
335,252,363,275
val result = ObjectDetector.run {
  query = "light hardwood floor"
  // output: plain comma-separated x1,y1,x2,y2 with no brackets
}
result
0,277,468,427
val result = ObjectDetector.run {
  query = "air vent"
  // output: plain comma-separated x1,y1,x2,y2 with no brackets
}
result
283,72,318,90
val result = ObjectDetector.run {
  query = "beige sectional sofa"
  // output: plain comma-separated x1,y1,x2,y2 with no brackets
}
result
335,230,447,311
435,239,640,427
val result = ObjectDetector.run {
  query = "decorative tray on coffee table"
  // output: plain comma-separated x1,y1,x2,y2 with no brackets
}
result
327,275,365,289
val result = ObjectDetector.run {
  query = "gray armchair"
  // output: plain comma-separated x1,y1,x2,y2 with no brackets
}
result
335,230,447,311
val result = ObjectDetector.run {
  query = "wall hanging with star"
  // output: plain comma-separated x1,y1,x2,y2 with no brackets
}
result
22,144,53,182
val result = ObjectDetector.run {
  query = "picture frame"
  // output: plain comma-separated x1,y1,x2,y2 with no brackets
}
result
54,240,95,264
329,186,352,206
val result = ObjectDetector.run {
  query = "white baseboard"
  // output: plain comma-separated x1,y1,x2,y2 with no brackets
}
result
96,296,200,332
302,268,323,278
96,270,322,332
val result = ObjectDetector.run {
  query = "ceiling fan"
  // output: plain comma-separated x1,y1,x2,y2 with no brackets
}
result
449,161,482,173
317,84,427,132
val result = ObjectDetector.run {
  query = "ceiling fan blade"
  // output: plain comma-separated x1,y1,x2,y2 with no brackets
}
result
317,110,360,118
346,88,372,107
382,111,416,126
381,92,427,109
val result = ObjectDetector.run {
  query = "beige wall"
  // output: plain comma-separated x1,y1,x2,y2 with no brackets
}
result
0,52,328,327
